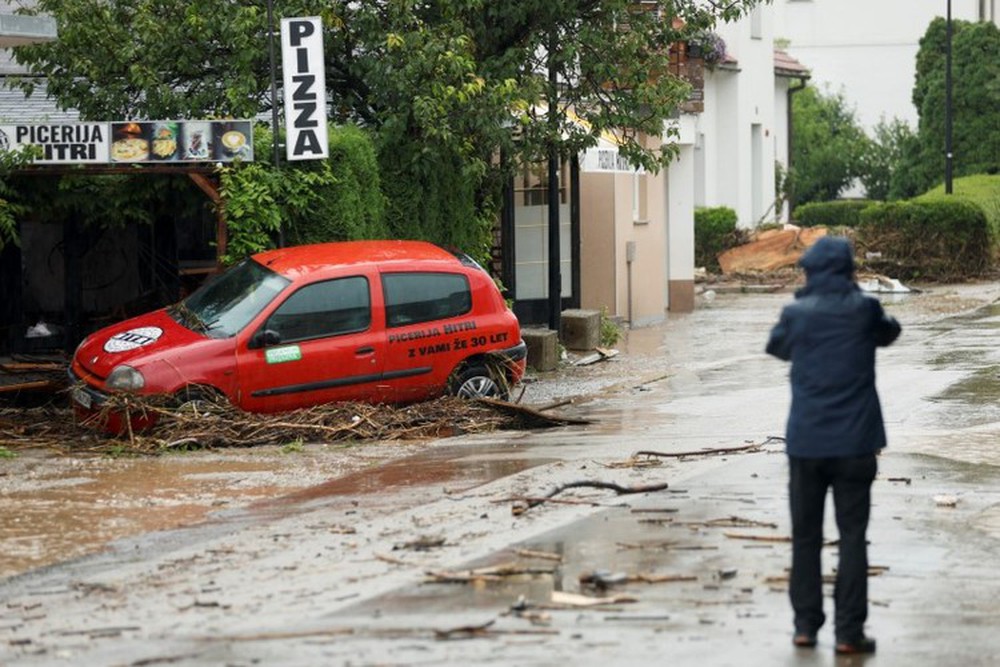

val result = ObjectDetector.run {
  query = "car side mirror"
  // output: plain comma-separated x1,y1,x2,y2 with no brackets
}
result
249,329,282,349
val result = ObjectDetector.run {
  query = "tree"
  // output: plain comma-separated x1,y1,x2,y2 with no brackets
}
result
790,85,868,207
893,17,1000,199
11,0,767,256
859,117,916,202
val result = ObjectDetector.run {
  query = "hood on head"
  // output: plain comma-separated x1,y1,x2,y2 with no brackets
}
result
799,236,855,277
796,236,857,296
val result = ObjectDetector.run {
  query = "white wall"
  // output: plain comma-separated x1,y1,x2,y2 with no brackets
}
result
773,0,989,131
691,6,780,228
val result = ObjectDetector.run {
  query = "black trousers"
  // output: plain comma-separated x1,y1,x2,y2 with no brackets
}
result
788,453,877,641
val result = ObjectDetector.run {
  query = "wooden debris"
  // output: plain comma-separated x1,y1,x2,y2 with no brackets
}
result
633,443,762,459
723,532,791,543
393,536,446,551
549,591,638,607
617,541,718,552
717,225,827,274
433,619,558,640
513,548,563,562
676,516,778,529
0,393,585,455
511,480,671,515
424,563,557,584
375,553,409,566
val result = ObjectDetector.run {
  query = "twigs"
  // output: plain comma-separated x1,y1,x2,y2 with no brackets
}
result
0,394,580,456
633,441,768,459
511,480,671,515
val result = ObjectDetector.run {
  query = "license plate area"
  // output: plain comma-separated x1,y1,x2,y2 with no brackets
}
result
72,387,93,409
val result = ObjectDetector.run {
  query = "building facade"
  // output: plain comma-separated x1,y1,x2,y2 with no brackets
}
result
773,0,996,131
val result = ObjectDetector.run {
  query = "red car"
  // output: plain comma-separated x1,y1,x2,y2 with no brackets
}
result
70,240,526,429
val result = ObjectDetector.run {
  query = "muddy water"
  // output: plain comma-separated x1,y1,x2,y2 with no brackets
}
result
3,286,998,585
0,455,295,579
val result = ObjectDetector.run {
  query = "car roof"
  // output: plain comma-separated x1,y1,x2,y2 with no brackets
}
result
252,240,462,278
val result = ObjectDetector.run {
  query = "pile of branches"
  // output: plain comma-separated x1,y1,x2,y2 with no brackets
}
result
1,392,583,456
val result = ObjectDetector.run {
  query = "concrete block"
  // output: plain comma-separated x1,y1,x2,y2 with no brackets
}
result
559,309,601,351
522,327,559,372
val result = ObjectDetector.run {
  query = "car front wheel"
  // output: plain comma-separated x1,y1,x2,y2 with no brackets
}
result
449,365,509,401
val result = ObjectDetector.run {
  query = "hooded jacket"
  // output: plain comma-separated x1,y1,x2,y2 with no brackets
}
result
766,236,901,458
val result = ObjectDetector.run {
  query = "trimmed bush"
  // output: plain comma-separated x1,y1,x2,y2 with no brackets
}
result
918,174,1000,240
793,200,875,228
857,197,992,280
694,206,738,271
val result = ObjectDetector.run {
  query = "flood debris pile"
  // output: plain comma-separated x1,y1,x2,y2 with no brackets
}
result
0,392,587,456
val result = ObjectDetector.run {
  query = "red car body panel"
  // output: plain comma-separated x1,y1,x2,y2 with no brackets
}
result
70,241,526,430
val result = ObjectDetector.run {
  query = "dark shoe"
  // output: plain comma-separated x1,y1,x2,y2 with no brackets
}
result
835,636,876,655
793,632,817,648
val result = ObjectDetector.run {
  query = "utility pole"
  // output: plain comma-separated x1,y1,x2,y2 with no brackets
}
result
546,29,561,333
266,0,286,245
945,0,954,194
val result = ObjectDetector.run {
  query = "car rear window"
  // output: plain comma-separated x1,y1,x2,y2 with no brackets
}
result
383,272,471,328
267,276,371,342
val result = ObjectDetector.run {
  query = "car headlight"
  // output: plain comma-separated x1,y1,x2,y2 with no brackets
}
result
106,365,145,392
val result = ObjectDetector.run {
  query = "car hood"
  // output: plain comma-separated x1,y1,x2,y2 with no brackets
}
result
74,309,210,380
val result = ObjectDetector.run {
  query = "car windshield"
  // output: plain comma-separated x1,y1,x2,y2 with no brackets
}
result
171,258,290,338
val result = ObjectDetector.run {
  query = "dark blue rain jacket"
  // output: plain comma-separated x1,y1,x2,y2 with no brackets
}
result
766,236,901,458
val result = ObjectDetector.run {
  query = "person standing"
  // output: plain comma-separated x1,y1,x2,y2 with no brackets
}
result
765,236,901,655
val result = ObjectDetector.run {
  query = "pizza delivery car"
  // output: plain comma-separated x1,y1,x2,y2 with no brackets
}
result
70,240,527,431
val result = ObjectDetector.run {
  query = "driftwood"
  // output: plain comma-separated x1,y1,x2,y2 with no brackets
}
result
511,480,671,515
0,393,587,455
633,443,763,459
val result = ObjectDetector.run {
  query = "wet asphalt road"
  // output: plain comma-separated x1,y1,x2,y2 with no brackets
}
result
2,288,1000,666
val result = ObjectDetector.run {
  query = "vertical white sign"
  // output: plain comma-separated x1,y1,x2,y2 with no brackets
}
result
281,16,329,161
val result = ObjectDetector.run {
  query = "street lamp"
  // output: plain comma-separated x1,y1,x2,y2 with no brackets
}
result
945,0,953,194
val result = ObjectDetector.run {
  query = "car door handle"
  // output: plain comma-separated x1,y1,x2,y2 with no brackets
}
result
355,346,375,355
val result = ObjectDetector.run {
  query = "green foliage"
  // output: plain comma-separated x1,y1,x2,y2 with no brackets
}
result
599,306,622,347
0,446,15,459
284,125,388,246
281,439,304,454
14,0,273,120
790,86,868,206
793,200,875,228
694,206,738,271
0,146,43,248
219,123,388,263
859,118,916,201
858,197,992,280
917,173,1000,240
12,0,767,253
894,18,1000,198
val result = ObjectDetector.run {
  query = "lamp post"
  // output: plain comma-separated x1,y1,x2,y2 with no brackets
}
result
266,0,285,245
945,0,953,194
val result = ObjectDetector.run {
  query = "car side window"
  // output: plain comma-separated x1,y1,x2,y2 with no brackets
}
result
267,276,371,343
383,272,471,328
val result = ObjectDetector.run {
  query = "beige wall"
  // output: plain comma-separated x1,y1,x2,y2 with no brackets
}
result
579,163,668,326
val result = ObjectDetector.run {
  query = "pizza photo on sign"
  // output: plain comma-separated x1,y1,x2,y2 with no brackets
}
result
110,122,149,162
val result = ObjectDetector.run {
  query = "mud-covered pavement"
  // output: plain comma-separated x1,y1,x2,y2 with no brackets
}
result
2,281,1000,666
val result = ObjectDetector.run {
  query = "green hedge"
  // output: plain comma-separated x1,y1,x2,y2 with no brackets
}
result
857,197,992,280
694,206,738,271
793,200,875,228
918,174,1000,240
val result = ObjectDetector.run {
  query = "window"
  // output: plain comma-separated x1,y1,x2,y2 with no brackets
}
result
750,7,762,39
383,272,471,328
267,276,370,342
632,172,648,224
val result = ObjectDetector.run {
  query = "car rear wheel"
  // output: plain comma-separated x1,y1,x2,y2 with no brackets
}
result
449,364,509,401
